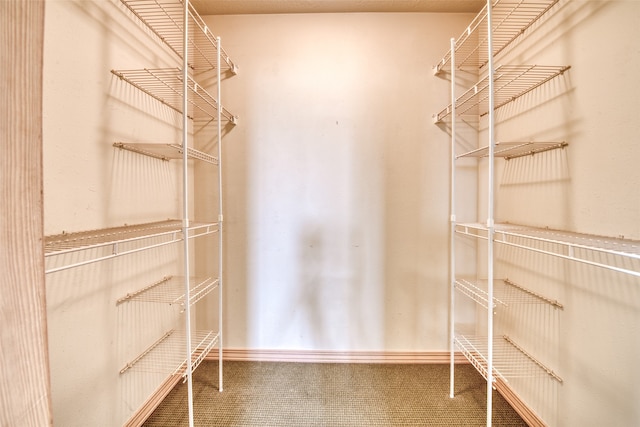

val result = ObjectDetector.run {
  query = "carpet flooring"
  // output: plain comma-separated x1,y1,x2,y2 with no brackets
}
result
143,361,527,426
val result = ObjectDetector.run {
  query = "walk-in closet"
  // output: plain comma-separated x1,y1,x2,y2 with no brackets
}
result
3,1,640,426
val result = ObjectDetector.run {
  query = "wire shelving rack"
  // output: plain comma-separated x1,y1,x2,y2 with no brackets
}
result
112,1,235,424
434,1,572,426
433,0,560,74
434,64,570,123
456,223,640,278
457,141,567,159
44,220,218,274
118,0,237,73
116,275,220,307
454,278,564,310
113,142,219,164
111,68,236,123
119,329,219,379
454,334,563,383
454,277,564,385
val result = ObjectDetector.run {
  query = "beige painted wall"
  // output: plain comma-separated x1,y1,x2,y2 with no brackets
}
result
200,12,472,352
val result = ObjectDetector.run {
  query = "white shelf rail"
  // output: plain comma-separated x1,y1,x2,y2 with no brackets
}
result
456,222,640,277
116,275,220,308
455,278,563,310
457,141,567,160
433,0,560,74
111,68,237,123
455,334,563,383
434,64,570,123
118,0,238,74
119,328,219,379
113,142,219,164
44,220,219,274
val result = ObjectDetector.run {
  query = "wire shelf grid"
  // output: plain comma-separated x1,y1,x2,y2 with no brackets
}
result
44,220,219,273
434,0,560,73
45,220,183,256
119,328,219,378
111,68,236,123
457,141,567,159
455,222,640,277
455,278,563,310
435,64,570,123
119,0,237,73
113,142,219,164
455,334,562,383
116,275,220,307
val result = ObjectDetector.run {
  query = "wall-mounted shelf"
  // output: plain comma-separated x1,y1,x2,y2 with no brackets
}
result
45,220,219,273
111,68,237,123
457,141,567,160
119,328,219,379
438,2,572,425
456,223,640,277
434,64,570,123
455,334,563,383
113,142,219,164
455,278,563,310
433,0,560,74
116,275,220,307
119,0,238,74
106,0,234,422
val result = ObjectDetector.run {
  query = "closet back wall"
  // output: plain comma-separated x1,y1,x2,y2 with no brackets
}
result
202,13,473,353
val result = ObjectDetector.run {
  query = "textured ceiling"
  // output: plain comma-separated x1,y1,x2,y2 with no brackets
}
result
191,0,485,16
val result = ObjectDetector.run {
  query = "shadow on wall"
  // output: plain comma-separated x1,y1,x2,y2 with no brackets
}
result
278,223,370,351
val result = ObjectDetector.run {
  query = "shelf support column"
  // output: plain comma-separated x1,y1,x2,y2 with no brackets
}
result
486,0,496,426
181,1,195,426
449,36,457,400
217,36,224,393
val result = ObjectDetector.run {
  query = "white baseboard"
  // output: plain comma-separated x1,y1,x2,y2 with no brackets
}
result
123,374,181,427
205,348,470,364
494,378,547,427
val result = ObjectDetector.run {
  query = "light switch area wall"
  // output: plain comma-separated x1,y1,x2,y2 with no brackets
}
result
200,12,473,353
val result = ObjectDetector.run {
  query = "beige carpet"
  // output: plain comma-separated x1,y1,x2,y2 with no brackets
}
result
143,361,527,426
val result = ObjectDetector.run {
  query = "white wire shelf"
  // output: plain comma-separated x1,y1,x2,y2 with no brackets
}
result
434,64,570,123
113,142,218,164
455,222,640,277
119,0,237,73
116,275,220,308
433,0,560,74
457,141,567,160
111,68,237,123
45,220,219,273
455,334,562,383
119,328,219,379
455,278,563,310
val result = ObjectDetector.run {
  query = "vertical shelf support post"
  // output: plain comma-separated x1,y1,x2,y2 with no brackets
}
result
216,36,224,393
181,1,195,426
486,0,496,425
449,36,457,400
